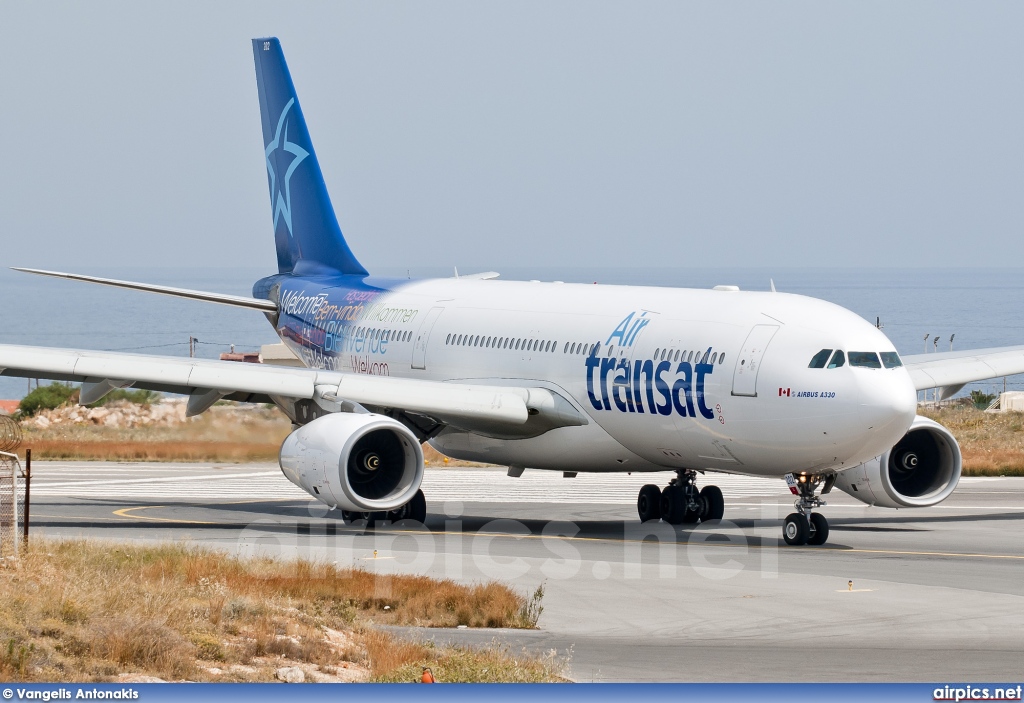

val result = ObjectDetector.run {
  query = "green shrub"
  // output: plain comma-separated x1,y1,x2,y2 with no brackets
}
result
971,389,997,410
98,388,161,406
18,382,161,416
18,382,76,416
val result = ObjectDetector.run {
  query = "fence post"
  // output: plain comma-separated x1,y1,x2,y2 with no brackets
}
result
8,453,16,559
23,448,30,545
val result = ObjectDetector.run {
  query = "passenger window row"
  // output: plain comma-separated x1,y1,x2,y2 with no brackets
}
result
559,341,726,365
328,324,411,344
445,334,558,353
564,342,599,355
652,347,725,366
808,349,903,369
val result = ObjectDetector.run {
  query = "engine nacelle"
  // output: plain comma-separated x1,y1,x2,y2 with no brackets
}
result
834,415,961,509
279,413,424,512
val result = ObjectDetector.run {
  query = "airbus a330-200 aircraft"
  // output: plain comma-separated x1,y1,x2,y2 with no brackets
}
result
4,38,1024,546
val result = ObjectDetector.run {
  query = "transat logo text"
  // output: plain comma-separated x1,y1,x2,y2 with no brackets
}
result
585,349,716,419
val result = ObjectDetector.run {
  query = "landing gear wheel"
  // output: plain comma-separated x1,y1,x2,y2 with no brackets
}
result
783,513,809,546
637,484,662,522
387,489,427,524
405,489,427,524
340,510,360,524
807,513,829,545
660,485,686,524
700,482,724,521
364,511,388,528
699,485,725,521
681,485,701,524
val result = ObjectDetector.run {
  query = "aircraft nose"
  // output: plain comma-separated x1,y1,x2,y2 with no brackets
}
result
859,369,917,439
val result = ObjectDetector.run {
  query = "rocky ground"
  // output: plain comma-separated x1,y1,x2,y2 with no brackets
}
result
25,398,267,430
15,399,485,466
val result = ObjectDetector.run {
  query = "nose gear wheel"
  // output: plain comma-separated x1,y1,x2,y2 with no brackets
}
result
782,473,833,546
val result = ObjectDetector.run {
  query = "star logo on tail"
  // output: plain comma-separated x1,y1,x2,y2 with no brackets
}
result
265,98,309,237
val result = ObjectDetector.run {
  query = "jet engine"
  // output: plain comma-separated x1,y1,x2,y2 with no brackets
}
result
279,413,424,512
833,415,961,509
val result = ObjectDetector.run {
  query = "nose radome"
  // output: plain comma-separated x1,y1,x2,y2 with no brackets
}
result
860,369,917,440
892,374,918,418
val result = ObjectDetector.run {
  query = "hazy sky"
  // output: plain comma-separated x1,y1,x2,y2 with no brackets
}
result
2,2,1023,273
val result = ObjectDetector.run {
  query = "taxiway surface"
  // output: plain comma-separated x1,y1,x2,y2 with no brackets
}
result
25,461,1024,682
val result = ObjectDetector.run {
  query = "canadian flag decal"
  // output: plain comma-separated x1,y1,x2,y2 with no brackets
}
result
779,388,791,397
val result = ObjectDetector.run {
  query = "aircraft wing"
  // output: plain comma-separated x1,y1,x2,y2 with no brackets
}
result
0,344,543,428
902,345,1024,399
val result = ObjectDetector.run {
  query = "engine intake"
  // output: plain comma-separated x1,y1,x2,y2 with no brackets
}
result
279,413,424,512
834,415,961,509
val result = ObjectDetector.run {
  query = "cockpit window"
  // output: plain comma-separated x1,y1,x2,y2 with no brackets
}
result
808,349,833,369
880,352,903,369
827,350,845,369
848,351,882,369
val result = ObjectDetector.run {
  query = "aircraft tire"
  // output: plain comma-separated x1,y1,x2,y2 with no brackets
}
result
364,511,388,528
406,489,427,523
387,489,427,525
637,484,662,522
807,513,829,545
341,510,360,524
660,485,687,524
700,485,725,521
783,513,809,545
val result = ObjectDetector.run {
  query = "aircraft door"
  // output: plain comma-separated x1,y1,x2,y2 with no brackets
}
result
731,324,779,397
411,306,445,370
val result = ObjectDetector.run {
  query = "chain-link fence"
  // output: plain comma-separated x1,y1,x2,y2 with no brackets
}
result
0,416,25,558
0,451,24,558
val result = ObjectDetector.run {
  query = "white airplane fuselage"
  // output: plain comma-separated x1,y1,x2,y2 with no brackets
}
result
271,275,918,479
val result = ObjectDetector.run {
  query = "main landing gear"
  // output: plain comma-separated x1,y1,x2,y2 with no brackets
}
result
782,473,833,546
341,489,427,527
637,470,725,525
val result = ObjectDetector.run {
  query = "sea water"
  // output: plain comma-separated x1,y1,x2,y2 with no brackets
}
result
1,265,1021,402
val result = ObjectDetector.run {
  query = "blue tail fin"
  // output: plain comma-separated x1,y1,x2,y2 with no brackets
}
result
252,38,367,276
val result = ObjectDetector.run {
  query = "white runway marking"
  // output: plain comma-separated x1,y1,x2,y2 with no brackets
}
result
29,463,793,503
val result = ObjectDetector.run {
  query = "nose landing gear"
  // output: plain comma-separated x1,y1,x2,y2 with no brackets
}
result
782,473,834,546
637,470,725,525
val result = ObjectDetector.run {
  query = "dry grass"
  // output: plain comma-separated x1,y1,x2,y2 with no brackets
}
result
363,630,564,683
21,405,291,463
21,403,488,465
0,540,556,683
921,406,1024,475
25,440,282,462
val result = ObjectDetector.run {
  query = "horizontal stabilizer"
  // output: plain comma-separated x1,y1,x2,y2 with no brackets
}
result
12,268,277,312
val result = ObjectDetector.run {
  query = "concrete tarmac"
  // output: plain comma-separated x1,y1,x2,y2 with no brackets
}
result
24,462,1024,682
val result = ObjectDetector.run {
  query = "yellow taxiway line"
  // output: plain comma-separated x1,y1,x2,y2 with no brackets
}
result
112,506,217,524
96,506,1024,562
